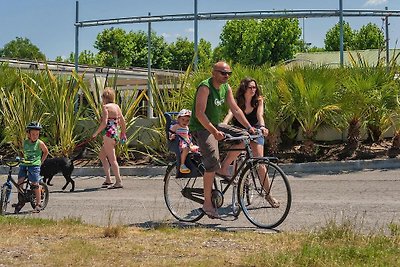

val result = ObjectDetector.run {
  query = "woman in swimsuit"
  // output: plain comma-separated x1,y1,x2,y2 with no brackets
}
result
92,87,127,189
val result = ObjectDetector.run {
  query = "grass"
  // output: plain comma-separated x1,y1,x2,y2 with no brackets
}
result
0,216,398,266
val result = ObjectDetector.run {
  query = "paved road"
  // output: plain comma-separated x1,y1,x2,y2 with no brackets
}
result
2,169,399,233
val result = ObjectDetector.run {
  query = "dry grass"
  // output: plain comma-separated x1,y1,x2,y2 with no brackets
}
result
0,216,399,266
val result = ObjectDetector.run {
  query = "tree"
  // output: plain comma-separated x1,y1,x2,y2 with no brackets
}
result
218,18,302,66
94,28,133,68
0,37,46,60
197,39,213,69
167,37,213,70
353,23,385,50
324,21,355,51
66,50,102,66
94,28,170,69
325,22,386,51
128,31,170,69
168,37,193,70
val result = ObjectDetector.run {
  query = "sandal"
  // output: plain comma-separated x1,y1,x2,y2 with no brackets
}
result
107,184,123,189
101,182,113,188
32,205,42,213
201,207,221,219
265,194,280,208
179,164,191,174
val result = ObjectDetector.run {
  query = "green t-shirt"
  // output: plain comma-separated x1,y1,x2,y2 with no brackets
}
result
190,77,229,131
22,139,42,166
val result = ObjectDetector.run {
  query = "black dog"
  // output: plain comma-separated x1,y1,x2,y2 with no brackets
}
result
40,148,86,192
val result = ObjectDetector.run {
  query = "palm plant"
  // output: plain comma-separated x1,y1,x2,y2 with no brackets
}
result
341,66,398,150
0,64,21,146
25,67,84,157
388,73,400,149
263,66,290,154
278,66,341,155
0,69,46,153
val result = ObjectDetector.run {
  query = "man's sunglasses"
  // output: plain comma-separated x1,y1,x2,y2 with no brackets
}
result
215,70,232,76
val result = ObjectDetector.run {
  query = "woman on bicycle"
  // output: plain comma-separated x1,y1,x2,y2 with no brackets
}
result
15,121,49,213
221,77,279,208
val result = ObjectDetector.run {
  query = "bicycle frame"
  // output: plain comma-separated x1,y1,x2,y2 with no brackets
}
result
1,160,28,196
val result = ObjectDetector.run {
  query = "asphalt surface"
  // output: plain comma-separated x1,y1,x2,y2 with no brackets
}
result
1,159,400,233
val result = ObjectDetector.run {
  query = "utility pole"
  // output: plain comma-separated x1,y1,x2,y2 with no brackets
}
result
74,1,79,73
147,12,153,118
339,0,344,67
385,6,390,67
194,0,198,70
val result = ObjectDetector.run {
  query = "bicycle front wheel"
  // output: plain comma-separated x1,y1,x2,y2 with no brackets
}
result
164,164,204,222
238,159,291,229
0,185,11,215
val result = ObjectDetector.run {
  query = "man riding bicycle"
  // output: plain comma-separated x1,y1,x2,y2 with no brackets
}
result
190,61,255,219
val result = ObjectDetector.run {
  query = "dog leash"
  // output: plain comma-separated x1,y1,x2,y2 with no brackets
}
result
75,137,95,149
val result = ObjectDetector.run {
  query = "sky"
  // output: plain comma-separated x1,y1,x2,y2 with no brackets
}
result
1,0,400,60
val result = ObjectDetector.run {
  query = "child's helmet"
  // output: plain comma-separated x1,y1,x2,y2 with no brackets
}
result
26,121,42,131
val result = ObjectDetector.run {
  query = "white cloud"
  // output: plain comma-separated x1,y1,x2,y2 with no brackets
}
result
185,28,194,33
364,0,388,7
161,33,171,38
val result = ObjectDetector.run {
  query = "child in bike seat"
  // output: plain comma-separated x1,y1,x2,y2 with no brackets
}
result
169,109,199,174
16,121,48,213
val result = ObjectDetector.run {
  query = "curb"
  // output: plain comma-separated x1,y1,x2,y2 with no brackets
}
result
2,158,400,177
278,158,400,175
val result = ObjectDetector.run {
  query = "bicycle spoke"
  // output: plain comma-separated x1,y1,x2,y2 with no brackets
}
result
238,159,291,229
0,186,10,215
164,164,204,222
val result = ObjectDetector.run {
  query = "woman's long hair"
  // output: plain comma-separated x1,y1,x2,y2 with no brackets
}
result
235,77,261,111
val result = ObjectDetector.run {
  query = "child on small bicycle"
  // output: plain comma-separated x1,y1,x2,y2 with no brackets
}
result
15,121,49,213
169,109,199,174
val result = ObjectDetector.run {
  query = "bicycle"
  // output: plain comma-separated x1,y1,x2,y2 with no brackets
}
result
163,112,292,229
0,157,49,215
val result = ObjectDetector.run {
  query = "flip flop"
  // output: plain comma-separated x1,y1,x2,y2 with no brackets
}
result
201,207,221,219
107,184,123,189
265,194,280,208
101,182,113,188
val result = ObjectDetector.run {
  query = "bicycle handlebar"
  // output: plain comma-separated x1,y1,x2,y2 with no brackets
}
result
0,156,27,167
223,129,263,142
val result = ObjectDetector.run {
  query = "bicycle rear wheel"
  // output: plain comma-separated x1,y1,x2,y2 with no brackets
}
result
238,159,291,229
0,185,11,215
29,181,49,210
164,163,204,222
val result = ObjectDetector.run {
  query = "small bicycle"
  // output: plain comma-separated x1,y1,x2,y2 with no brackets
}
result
163,112,292,229
0,157,49,215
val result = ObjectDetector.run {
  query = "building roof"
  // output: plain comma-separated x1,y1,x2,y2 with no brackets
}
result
287,49,400,68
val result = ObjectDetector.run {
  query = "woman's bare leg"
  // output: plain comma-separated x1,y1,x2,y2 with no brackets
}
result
103,136,122,186
99,145,112,184
251,142,279,207
251,142,269,190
